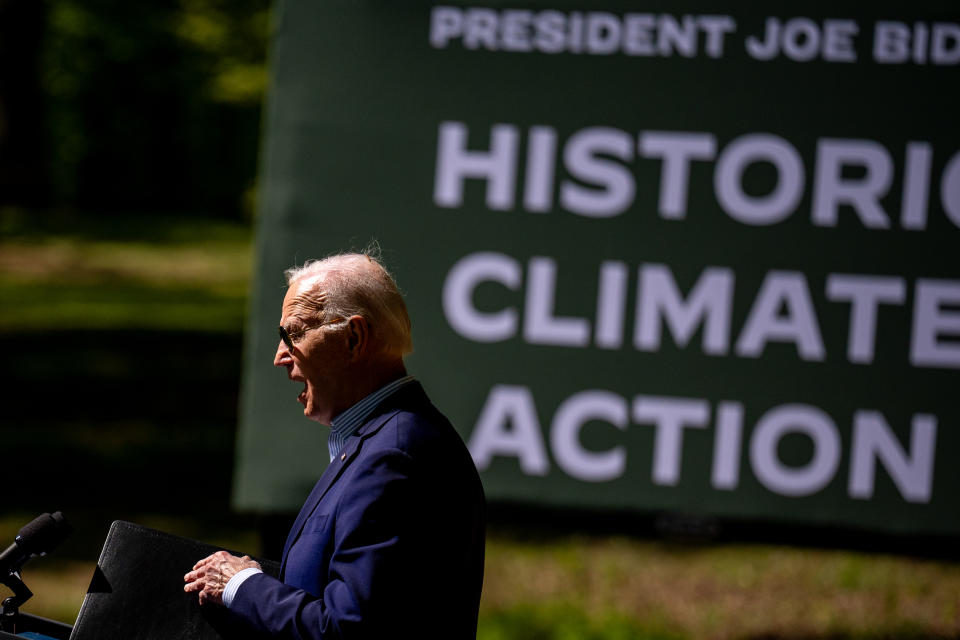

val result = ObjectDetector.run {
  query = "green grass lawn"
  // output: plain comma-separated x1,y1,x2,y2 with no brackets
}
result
0,208,252,332
2,209,958,639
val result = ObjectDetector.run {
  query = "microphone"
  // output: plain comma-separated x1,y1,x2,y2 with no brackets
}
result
0,512,71,578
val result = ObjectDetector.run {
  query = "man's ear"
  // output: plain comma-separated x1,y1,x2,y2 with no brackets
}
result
345,315,369,360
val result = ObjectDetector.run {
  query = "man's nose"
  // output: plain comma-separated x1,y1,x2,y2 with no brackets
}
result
274,339,292,366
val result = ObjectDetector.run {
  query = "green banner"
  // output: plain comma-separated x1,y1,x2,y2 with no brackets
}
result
234,0,960,538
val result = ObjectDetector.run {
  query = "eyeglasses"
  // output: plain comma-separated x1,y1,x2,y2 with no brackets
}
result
278,318,345,351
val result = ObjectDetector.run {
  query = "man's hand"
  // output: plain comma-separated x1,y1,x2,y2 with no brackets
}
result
183,550,261,606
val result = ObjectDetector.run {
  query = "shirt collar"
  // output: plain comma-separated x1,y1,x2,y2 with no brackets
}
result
328,375,415,461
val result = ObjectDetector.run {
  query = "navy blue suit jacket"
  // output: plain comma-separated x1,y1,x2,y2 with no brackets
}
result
228,382,486,639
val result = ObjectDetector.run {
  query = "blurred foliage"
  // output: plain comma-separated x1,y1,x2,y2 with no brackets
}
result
35,0,271,217
172,0,270,105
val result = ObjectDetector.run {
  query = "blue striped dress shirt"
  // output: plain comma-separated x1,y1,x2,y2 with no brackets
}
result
327,375,416,462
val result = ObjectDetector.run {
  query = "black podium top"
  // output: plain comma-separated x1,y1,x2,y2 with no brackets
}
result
69,521,279,640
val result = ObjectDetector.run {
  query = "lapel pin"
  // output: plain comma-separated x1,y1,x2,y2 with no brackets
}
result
340,453,346,461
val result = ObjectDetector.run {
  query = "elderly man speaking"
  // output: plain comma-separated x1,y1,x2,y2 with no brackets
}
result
184,252,486,639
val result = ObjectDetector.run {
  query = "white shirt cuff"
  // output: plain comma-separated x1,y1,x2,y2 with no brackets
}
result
223,567,263,608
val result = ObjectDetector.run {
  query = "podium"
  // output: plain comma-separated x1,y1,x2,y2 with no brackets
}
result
0,612,72,640
2,521,279,640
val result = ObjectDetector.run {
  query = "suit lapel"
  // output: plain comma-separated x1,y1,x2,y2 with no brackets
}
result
279,406,403,577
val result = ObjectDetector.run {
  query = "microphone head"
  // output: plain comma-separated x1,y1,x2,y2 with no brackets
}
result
15,511,71,556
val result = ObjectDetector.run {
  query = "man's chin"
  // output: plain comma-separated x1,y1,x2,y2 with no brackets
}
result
303,404,326,423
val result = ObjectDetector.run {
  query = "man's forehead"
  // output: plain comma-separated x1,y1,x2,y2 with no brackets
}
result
281,275,328,318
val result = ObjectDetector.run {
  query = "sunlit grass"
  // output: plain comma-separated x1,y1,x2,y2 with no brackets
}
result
0,209,252,332
17,562,93,625
480,535,960,640
0,278,247,331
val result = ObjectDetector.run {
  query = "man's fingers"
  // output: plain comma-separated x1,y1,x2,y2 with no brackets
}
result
184,565,210,582
192,553,216,570
192,550,231,571
185,551,237,607
198,583,223,607
189,550,233,577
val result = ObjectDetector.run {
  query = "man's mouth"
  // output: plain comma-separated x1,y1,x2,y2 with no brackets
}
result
297,382,308,404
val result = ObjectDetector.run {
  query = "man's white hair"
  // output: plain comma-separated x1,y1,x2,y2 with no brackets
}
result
284,251,413,357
